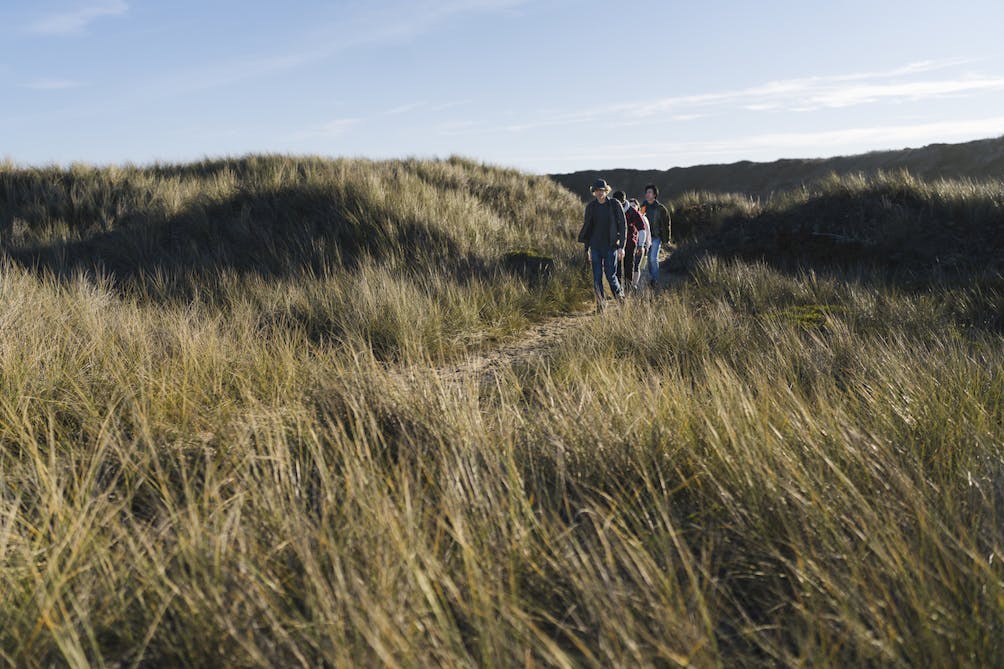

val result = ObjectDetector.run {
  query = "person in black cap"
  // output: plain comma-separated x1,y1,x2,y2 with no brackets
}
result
577,178,626,310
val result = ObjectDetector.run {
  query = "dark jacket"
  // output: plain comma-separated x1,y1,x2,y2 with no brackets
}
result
578,198,626,251
642,200,671,241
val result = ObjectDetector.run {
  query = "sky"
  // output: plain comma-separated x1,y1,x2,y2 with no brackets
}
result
2,0,1004,173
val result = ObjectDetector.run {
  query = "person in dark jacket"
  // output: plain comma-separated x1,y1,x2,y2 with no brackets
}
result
640,184,671,288
578,178,626,309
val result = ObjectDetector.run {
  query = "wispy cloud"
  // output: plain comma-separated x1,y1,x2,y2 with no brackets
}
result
437,120,480,135
383,100,471,116
789,77,1004,110
291,98,472,142
543,117,1004,168
429,100,473,112
290,118,360,141
147,1,529,96
26,1,129,35
386,102,429,116
21,78,87,90
450,58,1001,137
630,58,994,116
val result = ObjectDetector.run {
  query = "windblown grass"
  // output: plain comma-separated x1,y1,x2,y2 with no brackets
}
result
1,155,589,361
669,170,1004,279
0,159,1002,667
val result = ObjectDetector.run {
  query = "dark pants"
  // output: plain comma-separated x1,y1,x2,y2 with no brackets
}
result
591,246,622,300
618,242,636,284
630,249,643,276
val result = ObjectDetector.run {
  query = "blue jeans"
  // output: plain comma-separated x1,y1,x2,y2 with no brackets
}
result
647,237,662,284
591,247,622,300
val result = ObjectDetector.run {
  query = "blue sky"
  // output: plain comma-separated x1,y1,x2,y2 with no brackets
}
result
2,0,1004,173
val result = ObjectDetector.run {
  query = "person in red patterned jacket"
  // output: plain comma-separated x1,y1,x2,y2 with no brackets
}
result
627,197,650,289
611,191,649,289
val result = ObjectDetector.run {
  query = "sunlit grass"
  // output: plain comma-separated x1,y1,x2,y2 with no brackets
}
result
0,161,1002,666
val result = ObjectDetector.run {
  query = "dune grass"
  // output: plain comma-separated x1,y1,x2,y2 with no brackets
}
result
668,170,1004,281
0,160,1002,667
0,155,590,362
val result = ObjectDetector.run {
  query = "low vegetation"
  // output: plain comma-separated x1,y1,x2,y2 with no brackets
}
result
1,155,588,361
669,170,1004,282
0,158,1001,667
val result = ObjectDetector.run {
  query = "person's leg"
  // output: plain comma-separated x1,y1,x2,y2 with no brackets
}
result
622,242,635,285
604,248,623,298
591,247,605,305
631,251,643,289
648,237,662,285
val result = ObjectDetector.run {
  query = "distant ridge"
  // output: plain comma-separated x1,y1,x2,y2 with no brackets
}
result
550,135,1004,200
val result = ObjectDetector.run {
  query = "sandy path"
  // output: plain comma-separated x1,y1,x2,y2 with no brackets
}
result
431,270,688,385
433,310,593,384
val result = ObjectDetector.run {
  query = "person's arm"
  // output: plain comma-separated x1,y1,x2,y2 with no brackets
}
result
639,214,650,250
660,204,671,242
614,202,627,251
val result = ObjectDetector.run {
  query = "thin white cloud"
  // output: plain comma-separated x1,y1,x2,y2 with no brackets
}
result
146,1,530,96
629,60,996,117
293,99,472,141
429,99,473,112
320,118,358,134
385,102,429,116
699,117,1004,155
544,117,1004,167
383,99,472,116
26,1,129,35
798,77,1004,110
290,118,360,141
21,78,87,90
437,120,480,135
458,58,1000,137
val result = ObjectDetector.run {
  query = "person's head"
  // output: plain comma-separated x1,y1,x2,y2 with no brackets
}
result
611,190,626,204
591,178,612,202
644,184,659,203
628,197,640,210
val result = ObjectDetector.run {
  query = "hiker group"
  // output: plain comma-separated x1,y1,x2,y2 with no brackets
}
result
577,178,671,309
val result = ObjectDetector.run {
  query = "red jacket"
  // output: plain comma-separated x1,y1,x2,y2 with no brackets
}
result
625,207,647,247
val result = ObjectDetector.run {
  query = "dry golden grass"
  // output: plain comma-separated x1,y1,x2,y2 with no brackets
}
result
0,159,1002,667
